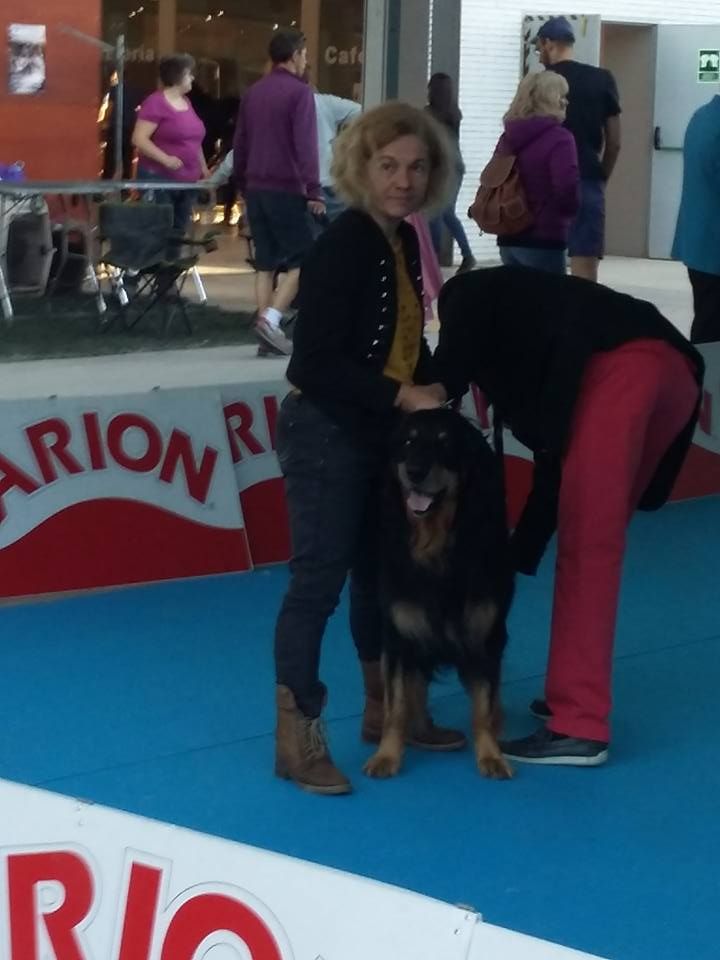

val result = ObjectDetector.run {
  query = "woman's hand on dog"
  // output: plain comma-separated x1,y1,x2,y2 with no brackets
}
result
395,382,447,413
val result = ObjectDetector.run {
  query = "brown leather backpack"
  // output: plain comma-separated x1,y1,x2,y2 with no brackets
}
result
468,153,534,236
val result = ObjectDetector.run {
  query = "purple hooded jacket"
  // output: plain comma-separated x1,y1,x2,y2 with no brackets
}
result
497,116,579,248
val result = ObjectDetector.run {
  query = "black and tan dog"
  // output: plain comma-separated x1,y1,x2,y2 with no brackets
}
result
364,407,515,781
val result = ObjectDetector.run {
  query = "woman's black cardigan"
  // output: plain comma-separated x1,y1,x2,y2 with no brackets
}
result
286,209,436,441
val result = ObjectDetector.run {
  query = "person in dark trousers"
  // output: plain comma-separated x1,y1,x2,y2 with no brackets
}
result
536,16,621,282
100,70,142,181
426,72,476,274
188,81,219,165
435,267,703,765
234,29,324,357
273,102,463,796
672,94,720,343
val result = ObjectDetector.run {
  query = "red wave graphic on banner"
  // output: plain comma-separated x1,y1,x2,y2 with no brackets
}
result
503,445,720,526
231,445,720,572
0,499,252,597
240,479,291,567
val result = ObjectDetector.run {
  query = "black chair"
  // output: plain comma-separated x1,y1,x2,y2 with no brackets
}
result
98,201,218,335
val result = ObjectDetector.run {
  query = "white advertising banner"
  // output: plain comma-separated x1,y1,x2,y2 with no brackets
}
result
221,381,285,495
0,779,476,960
0,778,605,960
692,341,720,455
0,387,251,596
0,340,717,595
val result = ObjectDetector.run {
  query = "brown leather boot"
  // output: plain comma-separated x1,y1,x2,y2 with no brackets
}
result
275,685,352,795
360,661,467,751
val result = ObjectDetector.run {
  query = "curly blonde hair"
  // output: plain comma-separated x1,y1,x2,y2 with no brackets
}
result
331,101,453,215
504,71,569,122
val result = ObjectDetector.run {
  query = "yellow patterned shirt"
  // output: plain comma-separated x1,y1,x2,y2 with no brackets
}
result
383,235,422,385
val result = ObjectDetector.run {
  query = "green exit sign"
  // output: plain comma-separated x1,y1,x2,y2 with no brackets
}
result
699,49,720,82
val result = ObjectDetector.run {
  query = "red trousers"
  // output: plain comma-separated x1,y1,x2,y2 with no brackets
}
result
546,340,699,742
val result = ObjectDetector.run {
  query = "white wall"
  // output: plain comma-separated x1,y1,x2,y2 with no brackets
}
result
458,2,720,261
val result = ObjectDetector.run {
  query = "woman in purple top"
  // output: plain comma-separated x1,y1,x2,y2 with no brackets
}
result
132,54,208,233
495,71,579,275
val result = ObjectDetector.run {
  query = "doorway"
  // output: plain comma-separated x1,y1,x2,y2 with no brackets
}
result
601,23,656,259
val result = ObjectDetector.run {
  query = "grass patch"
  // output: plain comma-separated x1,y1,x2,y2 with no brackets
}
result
0,293,257,361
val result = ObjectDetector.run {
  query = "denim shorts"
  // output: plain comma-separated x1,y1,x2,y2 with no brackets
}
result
568,179,606,259
499,246,567,275
244,189,315,272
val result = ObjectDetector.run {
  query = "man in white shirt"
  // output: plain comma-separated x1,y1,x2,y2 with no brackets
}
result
313,91,361,220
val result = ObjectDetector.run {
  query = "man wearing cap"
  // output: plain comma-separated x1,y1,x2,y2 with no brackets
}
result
536,16,621,283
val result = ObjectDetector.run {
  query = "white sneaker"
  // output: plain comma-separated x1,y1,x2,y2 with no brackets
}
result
255,316,292,356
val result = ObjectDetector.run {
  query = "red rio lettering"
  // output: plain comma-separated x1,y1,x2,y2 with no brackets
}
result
0,409,221,526
116,863,162,960
106,414,163,473
158,430,218,504
25,419,84,484
224,402,266,462
0,453,41,523
160,894,283,960
4,848,288,960
82,413,107,470
8,850,94,960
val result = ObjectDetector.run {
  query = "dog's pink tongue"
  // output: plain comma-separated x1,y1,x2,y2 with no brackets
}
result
407,491,433,514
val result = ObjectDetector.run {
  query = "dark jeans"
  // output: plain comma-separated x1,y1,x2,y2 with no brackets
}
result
500,246,567,275
429,179,473,261
137,167,196,240
688,268,720,344
274,394,386,718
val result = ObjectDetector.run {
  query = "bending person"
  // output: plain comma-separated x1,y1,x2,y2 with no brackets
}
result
435,267,703,765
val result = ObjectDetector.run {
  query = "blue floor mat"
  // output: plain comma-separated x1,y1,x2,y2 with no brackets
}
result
2,496,719,960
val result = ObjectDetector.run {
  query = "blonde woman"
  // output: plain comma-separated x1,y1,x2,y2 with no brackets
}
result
273,102,465,795
495,70,579,274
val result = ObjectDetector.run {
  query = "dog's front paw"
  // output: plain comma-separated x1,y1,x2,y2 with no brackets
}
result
477,754,513,780
364,751,402,779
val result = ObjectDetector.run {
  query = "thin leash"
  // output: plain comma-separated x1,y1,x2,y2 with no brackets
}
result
441,397,507,501
492,410,507,506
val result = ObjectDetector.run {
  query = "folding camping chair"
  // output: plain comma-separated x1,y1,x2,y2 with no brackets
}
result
98,201,218,335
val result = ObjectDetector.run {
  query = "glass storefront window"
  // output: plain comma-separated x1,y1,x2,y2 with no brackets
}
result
176,1,301,97
103,1,303,101
101,0,365,162
103,0,162,95
317,0,364,101
103,0,365,101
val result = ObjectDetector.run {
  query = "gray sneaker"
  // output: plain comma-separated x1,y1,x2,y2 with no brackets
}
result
500,728,609,766
255,316,292,356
